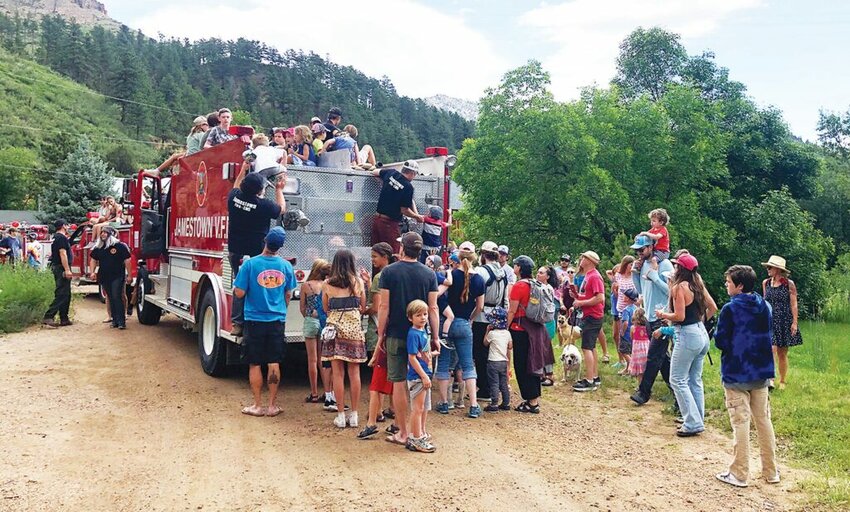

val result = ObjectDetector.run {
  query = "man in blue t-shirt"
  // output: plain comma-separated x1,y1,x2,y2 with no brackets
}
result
233,226,297,418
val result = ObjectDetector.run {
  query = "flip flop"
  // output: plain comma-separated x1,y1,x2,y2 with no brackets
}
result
385,434,407,446
241,405,266,417
266,405,282,417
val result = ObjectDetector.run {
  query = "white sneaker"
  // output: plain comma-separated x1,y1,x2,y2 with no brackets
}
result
766,471,780,484
716,472,748,488
347,411,359,427
333,412,346,428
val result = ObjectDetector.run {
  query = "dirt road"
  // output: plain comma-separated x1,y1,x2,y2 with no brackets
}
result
0,296,802,511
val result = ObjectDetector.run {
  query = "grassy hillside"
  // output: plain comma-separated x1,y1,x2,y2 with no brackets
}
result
0,47,160,170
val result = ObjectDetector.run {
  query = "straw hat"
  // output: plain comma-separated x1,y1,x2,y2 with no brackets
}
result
580,250,600,265
761,255,790,274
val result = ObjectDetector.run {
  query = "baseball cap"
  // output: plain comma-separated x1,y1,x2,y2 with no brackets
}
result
311,122,327,134
401,160,419,175
580,250,600,265
401,232,423,251
459,241,475,253
623,288,639,301
498,245,510,255
672,253,699,271
54,218,69,229
265,226,286,251
449,251,460,264
310,116,322,124
240,173,265,196
328,107,342,118
630,236,653,249
428,205,444,220
480,241,498,254
560,253,571,262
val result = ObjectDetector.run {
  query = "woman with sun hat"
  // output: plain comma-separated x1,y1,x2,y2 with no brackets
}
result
761,255,803,390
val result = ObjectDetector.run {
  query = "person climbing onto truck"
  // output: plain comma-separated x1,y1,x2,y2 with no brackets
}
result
369,160,423,253
228,164,287,337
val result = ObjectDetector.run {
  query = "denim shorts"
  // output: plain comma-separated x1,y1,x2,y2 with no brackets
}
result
303,316,320,338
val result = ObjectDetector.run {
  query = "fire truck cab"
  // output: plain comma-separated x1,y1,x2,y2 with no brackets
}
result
132,137,456,376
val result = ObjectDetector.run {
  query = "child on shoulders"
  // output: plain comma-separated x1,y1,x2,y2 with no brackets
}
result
637,208,671,266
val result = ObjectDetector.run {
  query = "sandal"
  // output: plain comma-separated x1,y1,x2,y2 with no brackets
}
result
385,434,406,446
541,377,554,387
515,401,540,414
376,414,386,423
385,424,400,435
381,408,395,420
241,405,266,417
304,394,321,403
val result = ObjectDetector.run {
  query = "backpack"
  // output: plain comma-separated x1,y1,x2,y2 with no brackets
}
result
523,279,556,324
482,264,508,308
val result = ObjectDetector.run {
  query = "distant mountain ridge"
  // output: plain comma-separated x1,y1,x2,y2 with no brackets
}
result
425,95,480,122
0,0,118,28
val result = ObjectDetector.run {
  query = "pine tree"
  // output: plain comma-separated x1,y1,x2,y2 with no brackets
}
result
39,138,114,223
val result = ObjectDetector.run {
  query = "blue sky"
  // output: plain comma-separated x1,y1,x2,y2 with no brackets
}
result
105,0,850,141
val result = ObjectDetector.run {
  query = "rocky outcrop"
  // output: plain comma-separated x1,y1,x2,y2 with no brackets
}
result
424,94,480,122
0,0,119,29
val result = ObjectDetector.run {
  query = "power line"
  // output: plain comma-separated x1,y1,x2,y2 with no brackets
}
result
1,67,196,117
1,123,183,147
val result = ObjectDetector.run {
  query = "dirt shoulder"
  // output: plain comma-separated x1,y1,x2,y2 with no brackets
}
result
0,297,803,511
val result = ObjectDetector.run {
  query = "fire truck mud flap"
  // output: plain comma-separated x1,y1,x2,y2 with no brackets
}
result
197,287,227,376
136,269,162,325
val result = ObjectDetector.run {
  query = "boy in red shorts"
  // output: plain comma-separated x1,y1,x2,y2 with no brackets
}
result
358,343,396,439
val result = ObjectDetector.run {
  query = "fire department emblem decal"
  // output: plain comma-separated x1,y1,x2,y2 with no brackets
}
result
196,161,208,207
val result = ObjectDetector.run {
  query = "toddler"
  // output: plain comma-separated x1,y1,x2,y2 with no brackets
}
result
483,307,512,412
617,288,639,375
427,254,455,346
629,307,649,380
637,208,671,264
406,300,436,453
421,206,448,262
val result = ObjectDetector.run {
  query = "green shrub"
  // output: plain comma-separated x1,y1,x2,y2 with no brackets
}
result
0,265,54,333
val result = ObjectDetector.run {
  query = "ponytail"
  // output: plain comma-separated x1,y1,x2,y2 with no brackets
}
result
460,256,472,303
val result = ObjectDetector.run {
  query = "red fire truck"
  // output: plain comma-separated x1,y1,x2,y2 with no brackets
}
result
127,136,457,376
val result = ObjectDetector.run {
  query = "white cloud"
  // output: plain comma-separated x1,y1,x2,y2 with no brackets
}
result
123,0,505,100
519,0,764,100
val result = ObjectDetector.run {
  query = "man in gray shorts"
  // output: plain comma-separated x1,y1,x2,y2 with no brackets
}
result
377,232,439,445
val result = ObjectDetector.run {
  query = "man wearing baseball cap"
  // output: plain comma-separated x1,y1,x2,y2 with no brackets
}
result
324,107,342,138
377,232,439,445
43,219,74,328
570,251,605,391
497,245,516,286
233,226,297,417
369,160,423,253
630,236,676,405
471,240,510,401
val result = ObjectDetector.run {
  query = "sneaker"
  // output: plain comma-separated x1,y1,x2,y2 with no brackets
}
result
59,319,73,327
467,405,481,418
498,403,511,411
766,471,780,484
484,404,499,412
715,471,748,488
347,411,359,427
447,401,455,410
573,379,594,392
439,338,455,350
42,318,57,328
333,413,347,428
410,436,436,453
611,362,623,369
323,398,336,411
630,392,648,405
453,401,465,409
451,382,459,393
675,416,685,424
357,425,378,439
435,402,450,414
118,325,126,330
593,377,601,389
601,355,610,363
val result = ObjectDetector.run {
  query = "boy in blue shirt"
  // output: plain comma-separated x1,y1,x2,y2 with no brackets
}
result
406,299,436,453
714,265,779,488
234,227,297,418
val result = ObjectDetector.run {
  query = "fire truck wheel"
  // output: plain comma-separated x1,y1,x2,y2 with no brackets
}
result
198,288,227,377
136,277,161,325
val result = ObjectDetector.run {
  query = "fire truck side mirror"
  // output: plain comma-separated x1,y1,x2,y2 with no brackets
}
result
123,179,136,203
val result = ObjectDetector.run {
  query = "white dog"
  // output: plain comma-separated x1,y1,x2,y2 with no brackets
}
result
560,344,583,383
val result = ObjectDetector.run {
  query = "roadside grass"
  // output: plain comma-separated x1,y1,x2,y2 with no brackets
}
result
0,265,54,334
550,319,849,510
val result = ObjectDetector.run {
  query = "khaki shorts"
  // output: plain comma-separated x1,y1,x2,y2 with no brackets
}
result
386,336,408,382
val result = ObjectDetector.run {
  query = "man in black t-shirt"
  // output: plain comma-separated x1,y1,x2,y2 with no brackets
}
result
369,160,424,253
377,232,439,445
227,164,286,336
323,107,342,139
43,219,74,327
89,227,132,329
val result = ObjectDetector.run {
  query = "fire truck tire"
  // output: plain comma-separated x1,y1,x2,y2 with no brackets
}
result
198,288,227,377
136,277,161,325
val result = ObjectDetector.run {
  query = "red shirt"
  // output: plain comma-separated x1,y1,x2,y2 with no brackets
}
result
509,280,530,331
578,268,605,319
649,226,669,252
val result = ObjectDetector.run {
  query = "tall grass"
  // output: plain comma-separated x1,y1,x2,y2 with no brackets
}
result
0,265,54,333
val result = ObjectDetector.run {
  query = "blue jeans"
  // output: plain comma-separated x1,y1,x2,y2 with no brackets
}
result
436,318,476,380
671,322,710,432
